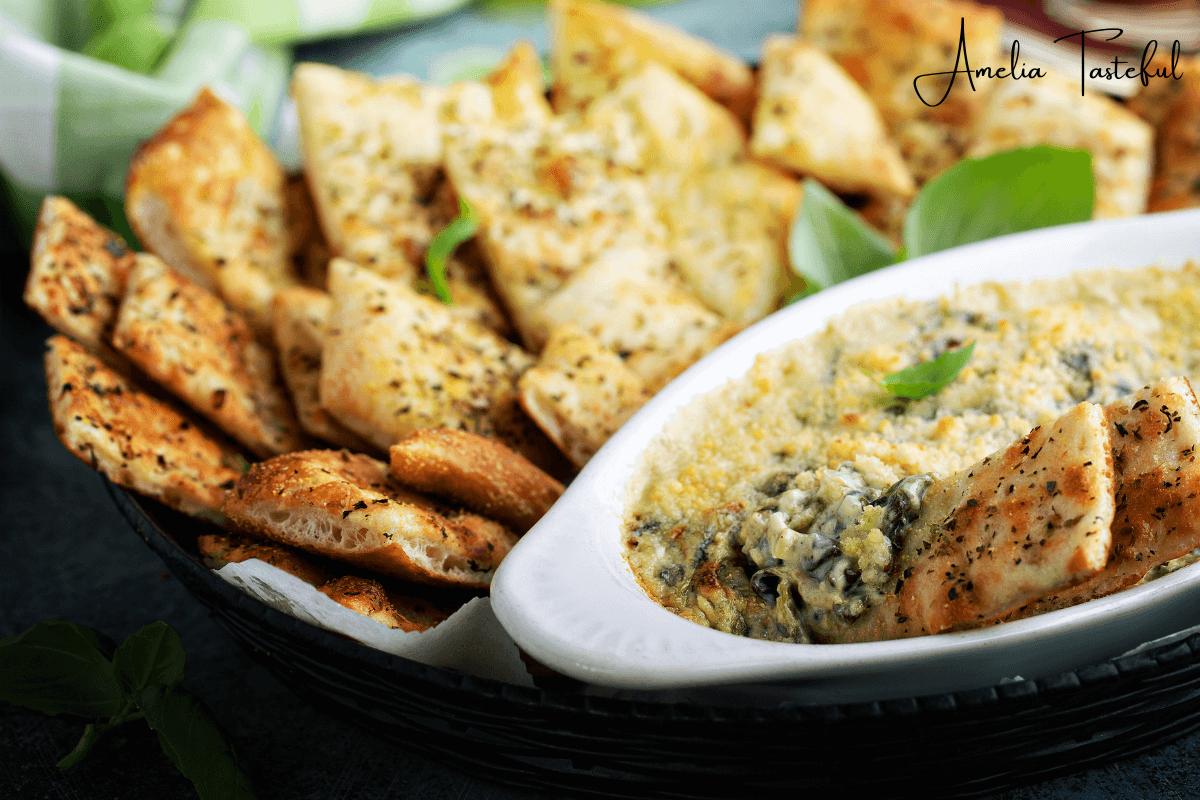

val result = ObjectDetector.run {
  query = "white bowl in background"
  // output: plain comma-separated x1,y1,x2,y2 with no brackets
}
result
491,209,1200,704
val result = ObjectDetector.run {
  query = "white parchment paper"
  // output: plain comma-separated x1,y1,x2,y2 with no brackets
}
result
214,559,535,687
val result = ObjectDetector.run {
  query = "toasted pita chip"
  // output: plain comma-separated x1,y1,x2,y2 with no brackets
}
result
1003,378,1200,618
548,0,755,121
442,114,669,348
802,0,1005,183
967,68,1154,219
655,162,800,323
1146,59,1200,212
895,401,1116,635
111,254,305,458
125,87,296,333
271,286,378,452
197,532,328,586
485,40,554,127
751,36,914,198
222,449,517,588
584,60,746,174
292,63,448,280
389,428,564,534
24,196,136,350
529,251,739,392
320,259,540,453
518,326,650,469
45,335,241,523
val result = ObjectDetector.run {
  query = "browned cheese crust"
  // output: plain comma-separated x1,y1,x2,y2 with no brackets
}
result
24,196,136,350
112,254,305,458
388,428,564,534
125,87,296,334
221,449,518,588
44,335,241,523
197,531,328,586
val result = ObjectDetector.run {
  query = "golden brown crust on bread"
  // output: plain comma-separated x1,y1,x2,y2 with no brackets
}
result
221,449,517,588
318,576,454,632
124,87,295,333
388,428,564,534
45,335,240,523
485,41,554,127
112,254,305,458
197,532,328,586
1146,59,1200,212
24,196,137,350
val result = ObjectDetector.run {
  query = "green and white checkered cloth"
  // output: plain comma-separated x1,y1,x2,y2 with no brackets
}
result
0,0,470,243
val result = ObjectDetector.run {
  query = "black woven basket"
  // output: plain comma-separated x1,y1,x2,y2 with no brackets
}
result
109,483,1200,799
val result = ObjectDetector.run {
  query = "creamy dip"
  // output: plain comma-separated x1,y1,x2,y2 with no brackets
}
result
623,265,1200,643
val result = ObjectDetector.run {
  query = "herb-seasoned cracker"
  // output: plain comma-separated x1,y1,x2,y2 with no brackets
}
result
112,254,305,458
548,0,755,121
24,196,136,350
802,0,1005,183
292,62,446,280
45,335,241,523
319,259,537,455
271,286,377,452
518,326,650,469
751,35,914,198
222,449,517,588
125,87,296,333
389,428,564,534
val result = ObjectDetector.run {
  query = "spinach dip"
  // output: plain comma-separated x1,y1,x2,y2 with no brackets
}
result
622,265,1200,644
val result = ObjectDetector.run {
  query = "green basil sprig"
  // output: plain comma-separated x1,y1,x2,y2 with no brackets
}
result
871,341,976,401
424,198,479,304
787,145,1095,298
0,621,255,799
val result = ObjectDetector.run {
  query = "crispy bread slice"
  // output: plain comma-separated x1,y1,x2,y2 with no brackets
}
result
1146,59,1200,212
317,576,453,632
548,0,755,121
528,252,739,392
966,68,1154,219
284,173,334,289
292,62,446,280
442,114,669,348
319,259,538,455
44,335,240,523
895,401,1116,635
583,60,746,174
485,40,554,127
111,254,305,458
24,196,136,350
389,428,564,534
518,326,650,469
751,36,914,198
802,0,1005,183
197,532,328,586
1001,378,1200,618
125,87,295,333
221,449,517,588
654,162,800,324
271,286,378,452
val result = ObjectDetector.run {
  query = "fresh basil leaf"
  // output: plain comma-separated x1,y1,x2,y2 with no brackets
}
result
0,622,125,719
787,178,897,301
425,198,478,304
878,342,976,400
903,146,1094,259
138,685,257,800
113,622,185,695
